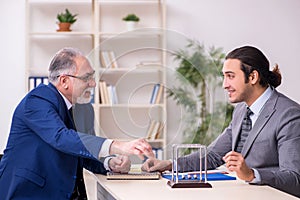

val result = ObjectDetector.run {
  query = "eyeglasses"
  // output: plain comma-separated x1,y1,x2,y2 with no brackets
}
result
57,71,95,82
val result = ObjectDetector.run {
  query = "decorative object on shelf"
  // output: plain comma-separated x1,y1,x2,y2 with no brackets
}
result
56,8,78,32
167,39,234,148
122,13,140,31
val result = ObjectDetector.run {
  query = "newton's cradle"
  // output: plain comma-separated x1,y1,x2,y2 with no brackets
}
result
167,144,212,188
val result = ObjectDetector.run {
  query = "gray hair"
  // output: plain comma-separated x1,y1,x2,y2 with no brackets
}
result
48,47,84,83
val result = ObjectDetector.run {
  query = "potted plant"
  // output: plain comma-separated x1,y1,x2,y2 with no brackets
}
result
56,9,78,32
122,13,140,31
168,39,234,149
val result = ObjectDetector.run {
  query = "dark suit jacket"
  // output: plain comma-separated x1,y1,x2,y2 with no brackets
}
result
0,83,108,199
179,89,300,197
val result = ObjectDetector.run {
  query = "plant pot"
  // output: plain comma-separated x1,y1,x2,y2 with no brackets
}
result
57,22,72,32
125,21,137,31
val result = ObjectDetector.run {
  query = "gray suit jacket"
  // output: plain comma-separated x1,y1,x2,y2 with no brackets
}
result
179,89,300,197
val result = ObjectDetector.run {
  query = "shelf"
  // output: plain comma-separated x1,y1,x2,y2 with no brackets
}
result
98,104,164,108
99,67,163,73
99,1,162,5
26,0,167,159
29,31,94,36
99,29,164,37
27,0,93,5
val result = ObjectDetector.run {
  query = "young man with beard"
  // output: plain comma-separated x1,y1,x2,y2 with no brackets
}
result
142,46,300,198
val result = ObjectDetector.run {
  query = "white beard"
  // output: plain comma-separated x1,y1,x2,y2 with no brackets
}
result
76,88,93,104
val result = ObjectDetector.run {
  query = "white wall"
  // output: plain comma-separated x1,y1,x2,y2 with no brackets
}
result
0,0,26,153
165,0,300,155
165,0,300,101
1,0,300,153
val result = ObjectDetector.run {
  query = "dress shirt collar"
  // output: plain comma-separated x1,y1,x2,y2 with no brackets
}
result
249,86,273,116
58,90,72,110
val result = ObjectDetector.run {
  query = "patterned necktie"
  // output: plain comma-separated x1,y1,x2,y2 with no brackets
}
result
235,107,253,153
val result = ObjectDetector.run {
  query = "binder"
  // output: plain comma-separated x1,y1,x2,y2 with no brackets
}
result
162,172,236,181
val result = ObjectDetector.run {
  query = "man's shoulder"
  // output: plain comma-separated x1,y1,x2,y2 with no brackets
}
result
274,90,300,108
29,83,58,98
26,83,63,107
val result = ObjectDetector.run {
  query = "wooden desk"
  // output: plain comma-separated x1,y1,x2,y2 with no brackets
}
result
93,173,299,200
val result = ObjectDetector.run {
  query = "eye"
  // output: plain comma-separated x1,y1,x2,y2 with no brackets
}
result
82,74,95,81
225,73,234,79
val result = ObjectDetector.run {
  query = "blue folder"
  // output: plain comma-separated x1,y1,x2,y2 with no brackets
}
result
162,173,236,181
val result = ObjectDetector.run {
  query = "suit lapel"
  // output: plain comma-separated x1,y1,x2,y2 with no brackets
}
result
241,91,278,157
48,83,76,130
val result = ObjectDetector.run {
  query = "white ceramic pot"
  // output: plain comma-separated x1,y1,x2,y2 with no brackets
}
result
126,21,137,31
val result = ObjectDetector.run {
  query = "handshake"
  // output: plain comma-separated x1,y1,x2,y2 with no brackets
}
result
106,138,158,173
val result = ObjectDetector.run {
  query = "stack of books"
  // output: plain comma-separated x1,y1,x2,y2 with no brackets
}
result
100,50,118,68
99,81,118,104
146,120,164,140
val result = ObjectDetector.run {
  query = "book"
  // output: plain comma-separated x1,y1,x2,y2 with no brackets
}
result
100,51,110,68
152,148,163,159
107,85,113,104
108,51,118,68
146,119,164,140
107,172,160,180
111,86,118,104
150,121,161,140
153,121,164,139
150,83,160,104
100,51,118,68
99,81,110,104
154,84,164,104
146,120,156,139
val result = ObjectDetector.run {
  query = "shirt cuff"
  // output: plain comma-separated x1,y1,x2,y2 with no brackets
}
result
103,156,113,171
248,168,261,184
98,139,113,158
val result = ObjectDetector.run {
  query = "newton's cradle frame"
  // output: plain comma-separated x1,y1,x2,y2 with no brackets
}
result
167,144,212,188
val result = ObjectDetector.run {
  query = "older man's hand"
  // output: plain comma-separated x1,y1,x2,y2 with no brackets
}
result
110,138,154,160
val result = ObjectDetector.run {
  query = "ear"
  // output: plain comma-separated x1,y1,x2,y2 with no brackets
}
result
58,75,69,89
249,70,259,84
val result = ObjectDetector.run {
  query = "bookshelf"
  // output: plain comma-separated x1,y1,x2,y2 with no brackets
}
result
26,0,167,160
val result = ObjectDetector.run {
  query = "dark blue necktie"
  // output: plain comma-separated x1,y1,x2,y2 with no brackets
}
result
69,107,87,200
235,107,253,153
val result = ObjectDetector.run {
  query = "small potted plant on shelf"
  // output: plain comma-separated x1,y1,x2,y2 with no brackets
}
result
56,8,78,32
122,13,140,31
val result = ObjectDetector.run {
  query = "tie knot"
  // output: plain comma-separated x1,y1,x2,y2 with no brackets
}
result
246,107,253,117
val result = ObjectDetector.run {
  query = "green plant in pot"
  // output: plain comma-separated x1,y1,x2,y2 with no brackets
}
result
168,39,234,152
122,14,140,31
56,9,78,32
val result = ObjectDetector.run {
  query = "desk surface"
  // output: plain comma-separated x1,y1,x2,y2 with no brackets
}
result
94,173,299,200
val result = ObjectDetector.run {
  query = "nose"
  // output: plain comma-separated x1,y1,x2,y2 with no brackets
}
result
88,78,96,87
222,78,228,89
